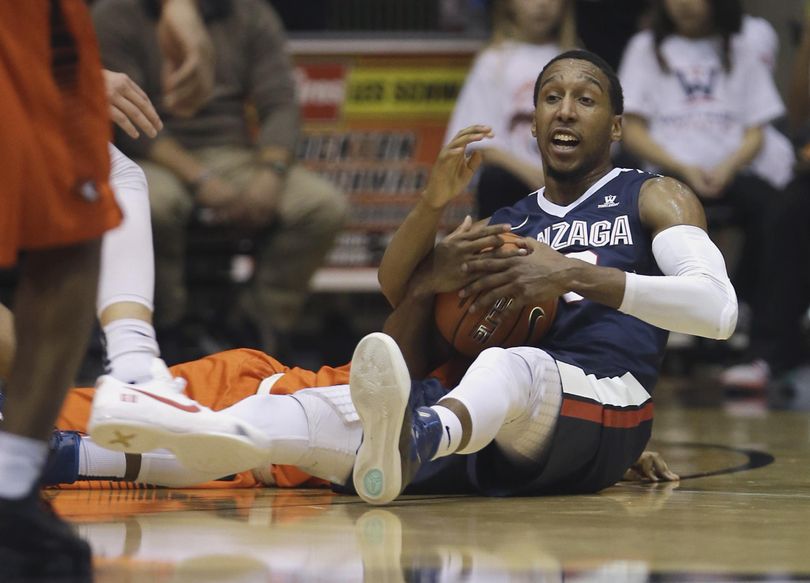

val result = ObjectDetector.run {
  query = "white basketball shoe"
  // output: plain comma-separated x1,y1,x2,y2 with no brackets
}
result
88,358,271,476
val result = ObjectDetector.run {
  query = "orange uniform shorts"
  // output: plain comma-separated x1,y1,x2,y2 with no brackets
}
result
55,349,464,490
0,0,120,267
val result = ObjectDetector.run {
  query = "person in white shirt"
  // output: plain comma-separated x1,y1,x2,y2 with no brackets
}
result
618,0,786,311
444,0,577,218
720,10,810,391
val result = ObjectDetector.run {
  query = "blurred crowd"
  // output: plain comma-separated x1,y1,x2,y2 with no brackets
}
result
83,0,810,401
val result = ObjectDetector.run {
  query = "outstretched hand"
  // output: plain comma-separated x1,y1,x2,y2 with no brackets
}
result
422,125,493,209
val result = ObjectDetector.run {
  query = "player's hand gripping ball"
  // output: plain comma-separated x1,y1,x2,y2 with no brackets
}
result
434,233,558,357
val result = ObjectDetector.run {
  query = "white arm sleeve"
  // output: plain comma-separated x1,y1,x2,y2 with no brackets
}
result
618,225,738,339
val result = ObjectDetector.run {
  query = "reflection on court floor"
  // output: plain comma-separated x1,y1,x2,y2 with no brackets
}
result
53,405,810,583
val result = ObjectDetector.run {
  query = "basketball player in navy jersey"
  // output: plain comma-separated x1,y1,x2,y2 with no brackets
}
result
350,49,739,505
78,50,690,498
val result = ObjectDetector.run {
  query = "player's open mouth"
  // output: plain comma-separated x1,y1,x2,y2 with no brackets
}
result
550,130,580,150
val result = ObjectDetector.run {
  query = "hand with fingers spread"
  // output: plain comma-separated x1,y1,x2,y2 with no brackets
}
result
428,218,519,295
103,70,163,139
461,238,572,312
623,450,680,483
422,125,494,209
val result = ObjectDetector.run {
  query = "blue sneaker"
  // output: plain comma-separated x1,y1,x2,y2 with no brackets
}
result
350,333,443,505
41,431,81,486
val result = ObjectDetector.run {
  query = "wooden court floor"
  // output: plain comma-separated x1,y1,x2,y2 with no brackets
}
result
52,384,810,583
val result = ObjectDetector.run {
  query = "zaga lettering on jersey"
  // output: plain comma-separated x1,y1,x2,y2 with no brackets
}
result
536,215,633,250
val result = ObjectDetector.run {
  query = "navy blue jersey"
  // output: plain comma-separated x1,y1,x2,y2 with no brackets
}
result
491,168,669,393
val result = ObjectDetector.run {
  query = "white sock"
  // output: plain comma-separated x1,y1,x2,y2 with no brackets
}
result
78,436,128,478
427,347,539,456
0,431,49,499
431,405,463,459
103,319,160,383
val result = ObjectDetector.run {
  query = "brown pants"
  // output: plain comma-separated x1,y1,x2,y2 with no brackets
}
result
140,146,347,342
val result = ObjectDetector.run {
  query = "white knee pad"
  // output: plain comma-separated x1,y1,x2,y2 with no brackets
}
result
494,347,562,466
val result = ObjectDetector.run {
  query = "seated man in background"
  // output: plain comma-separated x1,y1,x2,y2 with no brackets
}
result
91,0,347,361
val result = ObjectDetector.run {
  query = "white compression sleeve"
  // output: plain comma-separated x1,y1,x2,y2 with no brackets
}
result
619,225,738,339
97,144,155,315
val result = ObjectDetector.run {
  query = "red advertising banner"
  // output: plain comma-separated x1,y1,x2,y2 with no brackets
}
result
292,40,480,279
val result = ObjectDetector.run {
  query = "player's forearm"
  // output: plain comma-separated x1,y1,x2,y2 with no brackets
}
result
378,197,445,307
147,137,208,186
558,261,627,309
381,268,440,378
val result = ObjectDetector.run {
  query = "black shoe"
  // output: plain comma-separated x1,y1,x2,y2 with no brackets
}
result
0,488,92,581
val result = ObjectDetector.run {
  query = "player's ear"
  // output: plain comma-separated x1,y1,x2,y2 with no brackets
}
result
531,118,537,138
611,115,622,143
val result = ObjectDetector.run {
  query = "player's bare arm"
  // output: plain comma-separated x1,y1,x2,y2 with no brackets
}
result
637,175,707,236
378,125,499,307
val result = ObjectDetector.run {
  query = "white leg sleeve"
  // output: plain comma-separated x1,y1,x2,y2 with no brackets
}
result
97,144,155,316
222,387,362,486
136,449,234,487
219,394,311,466
290,385,362,485
437,347,561,465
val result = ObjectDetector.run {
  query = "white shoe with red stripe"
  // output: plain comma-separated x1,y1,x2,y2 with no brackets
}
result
718,359,771,391
88,358,270,477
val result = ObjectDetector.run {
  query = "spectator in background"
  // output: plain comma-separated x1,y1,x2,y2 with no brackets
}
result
719,11,810,391
443,0,577,219
617,0,790,312
0,0,212,576
91,0,347,361
574,0,648,71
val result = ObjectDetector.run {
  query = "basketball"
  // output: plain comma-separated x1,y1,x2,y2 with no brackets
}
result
434,233,558,357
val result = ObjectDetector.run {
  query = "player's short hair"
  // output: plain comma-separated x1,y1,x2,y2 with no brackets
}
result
533,49,624,115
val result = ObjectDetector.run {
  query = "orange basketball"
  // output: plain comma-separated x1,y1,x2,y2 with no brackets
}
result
434,233,558,357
